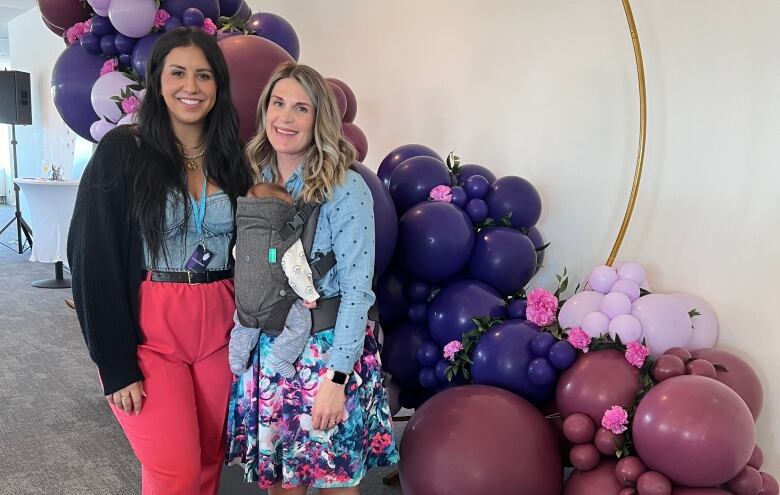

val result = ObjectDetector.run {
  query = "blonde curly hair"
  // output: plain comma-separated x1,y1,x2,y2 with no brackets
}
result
245,62,356,204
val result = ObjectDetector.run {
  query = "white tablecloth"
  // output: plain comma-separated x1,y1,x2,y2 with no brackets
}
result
14,178,80,264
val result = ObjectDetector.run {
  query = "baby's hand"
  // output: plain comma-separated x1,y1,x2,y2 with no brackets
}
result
303,300,317,309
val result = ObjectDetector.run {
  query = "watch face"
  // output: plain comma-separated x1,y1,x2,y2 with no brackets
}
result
331,370,348,385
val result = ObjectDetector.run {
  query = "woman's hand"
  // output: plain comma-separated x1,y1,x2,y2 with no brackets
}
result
311,377,347,430
106,380,147,415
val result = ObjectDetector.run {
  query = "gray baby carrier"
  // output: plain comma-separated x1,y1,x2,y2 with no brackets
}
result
234,197,340,334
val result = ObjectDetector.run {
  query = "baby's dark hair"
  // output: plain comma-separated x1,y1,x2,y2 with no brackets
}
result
246,183,292,204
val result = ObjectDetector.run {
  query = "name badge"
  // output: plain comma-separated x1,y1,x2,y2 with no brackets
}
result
185,244,214,273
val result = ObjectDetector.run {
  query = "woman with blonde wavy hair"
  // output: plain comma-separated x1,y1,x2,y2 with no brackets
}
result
225,62,399,494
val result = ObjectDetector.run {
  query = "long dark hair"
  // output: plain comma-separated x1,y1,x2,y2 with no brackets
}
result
130,27,252,263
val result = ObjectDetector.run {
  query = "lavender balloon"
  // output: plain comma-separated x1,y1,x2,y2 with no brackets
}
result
608,314,642,343
484,175,542,229
669,292,719,351
618,262,646,285
89,119,115,141
377,144,442,189
599,292,632,319
631,294,692,356
52,44,104,142
558,291,604,330
247,12,300,61
588,265,619,294
581,311,610,338
610,278,640,302
91,70,135,123
108,0,156,38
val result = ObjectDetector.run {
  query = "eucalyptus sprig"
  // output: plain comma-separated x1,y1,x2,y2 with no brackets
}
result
444,316,503,381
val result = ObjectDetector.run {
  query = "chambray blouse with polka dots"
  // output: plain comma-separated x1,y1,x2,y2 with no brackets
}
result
260,164,376,373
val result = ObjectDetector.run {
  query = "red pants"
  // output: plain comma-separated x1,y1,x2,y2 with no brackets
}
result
111,278,235,495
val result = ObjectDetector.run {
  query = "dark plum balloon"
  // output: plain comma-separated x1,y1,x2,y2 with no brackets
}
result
563,459,624,495
427,280,506,346
464,175,490,199
458,163,497,185
398,202,474,282
471,319,553,403
164,0,220,20
39,0,92,36
464,198,488,223
377,144,442,189
342,123,368,162
328,81,348,119
485,175,542,229
468,227,537,296
381,322,429,389
51,43,104,142
450,186,468,208
691,348,764,420
326,78,357,123
131,32,162,80
350,162,397,277
389,155,451,214
246,12,300,61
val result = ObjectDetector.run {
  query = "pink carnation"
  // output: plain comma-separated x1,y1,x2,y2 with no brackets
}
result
601,405,629,435
121,95,140,115
625,341,649,368
526,288,559,327
202,18,218,35
429,185,453,203
567,327,591,352
99,58,119,77
65,20,90,45
154,9,171,28
443,340,463,362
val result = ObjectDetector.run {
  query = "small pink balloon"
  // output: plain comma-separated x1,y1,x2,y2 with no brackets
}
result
637,471,672,495
759,472,779,495
669,293,719,351
686,359,716,378
652,354,686,382
726,466,762,495
617,262,646,285
328,81,348,120
582,311,610,338
601,292,632,319
665,347,692,361
589,265,619,294
615,456,648,485
611,278,641,302
748,445,764,470
619,489,637,495
594,427,623,456
631,294,692,356
570,443,601,471
609,314,643,343
564,459,625,495
559,291,605,330
563,412,596,444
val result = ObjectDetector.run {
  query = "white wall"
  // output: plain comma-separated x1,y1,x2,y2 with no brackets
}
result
11,0,779,474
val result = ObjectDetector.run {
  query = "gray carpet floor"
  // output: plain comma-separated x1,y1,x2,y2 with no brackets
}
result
0,204,404,494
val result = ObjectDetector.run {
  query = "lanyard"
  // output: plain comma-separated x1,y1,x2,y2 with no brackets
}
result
189,175,208,238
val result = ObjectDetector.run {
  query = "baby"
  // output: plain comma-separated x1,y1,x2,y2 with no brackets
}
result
228,183,319,377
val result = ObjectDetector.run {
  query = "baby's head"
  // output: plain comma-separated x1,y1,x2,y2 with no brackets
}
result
246,183,292,204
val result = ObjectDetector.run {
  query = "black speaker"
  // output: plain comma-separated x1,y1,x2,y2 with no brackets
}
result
0,70,32,126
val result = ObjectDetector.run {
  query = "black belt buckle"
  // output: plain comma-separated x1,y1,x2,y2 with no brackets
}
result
187,271,201,285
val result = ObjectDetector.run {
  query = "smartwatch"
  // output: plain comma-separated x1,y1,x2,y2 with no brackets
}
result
325,368,350,385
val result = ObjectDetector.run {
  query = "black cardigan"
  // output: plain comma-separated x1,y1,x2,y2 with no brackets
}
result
67,126,146,395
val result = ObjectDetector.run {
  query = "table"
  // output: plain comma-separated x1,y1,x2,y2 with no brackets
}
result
13,178,79,288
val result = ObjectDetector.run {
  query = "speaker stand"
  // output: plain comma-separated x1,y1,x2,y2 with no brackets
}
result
31,261,71,289
0,124,33,253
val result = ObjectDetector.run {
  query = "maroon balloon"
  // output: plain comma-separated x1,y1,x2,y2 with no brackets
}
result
637,471,672,495
619,489,636,495
570,444,601,471
557,350,641,424
691,348,764,420
342,122,368,162
672,489,735,495
39,0,92,36
328,81,348,119
400,385,562,495
653,354,686,382
564,459,625,495
686,359,716,378
326,77,357,123
759,473,779,495
218,35,293,141
748,446,764,470
725,466,762,495
594,427,623,456
563,412,596,444
633,375,755,487
616,456,648,485
665,347,692,361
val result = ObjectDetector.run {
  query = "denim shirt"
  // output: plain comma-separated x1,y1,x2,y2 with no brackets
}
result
144,190,234,271
260,165,376,373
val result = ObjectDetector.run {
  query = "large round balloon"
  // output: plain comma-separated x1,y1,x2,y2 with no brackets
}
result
90,71,136,123
108,0,157,38
326,78,357,123
631,294,693,356
671,489,735,495
471,319,554,403
398,202,475,282
351,162,398,276
427,279,506,346
556,349,641,424
377,144,443,189
526,226,546,272
563,459,624,495
633,375,755,487
219,0,243,17
375,266,410,328
247,12,300,61
400,385,562,495
381,322,429,388
342,123,368,162
389,155,451,214
468,227,537,296
485,175,543,229
457,163,497,185
558,290,605,331
668,292,719,351
52,44,104,142
164,0,221,20
219,35,294,141
39,0,92,36
131,32,162,80
690,348,763,420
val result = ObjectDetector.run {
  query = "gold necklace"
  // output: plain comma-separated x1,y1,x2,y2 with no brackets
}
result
182,148,206,171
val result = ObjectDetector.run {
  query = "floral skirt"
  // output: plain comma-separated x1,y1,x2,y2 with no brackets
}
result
225,325,399,489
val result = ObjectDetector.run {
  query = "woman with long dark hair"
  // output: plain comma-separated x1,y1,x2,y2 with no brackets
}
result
68,27,252,494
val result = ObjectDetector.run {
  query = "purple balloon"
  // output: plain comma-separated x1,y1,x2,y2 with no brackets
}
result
113,33,137,55
405,280,431,303
381,322,429,388
247,12,300,61
531,331,557,357
118,53,132,67
100,34,119,55
80,32,102,55
164,16,183,32
418,367,439,389
219,0,243,17
182,8,206,27
398,202,475,282
464,198,489,223
378,144,443,189
485,175,542,229
468,227,537,296
464,174,490,199
548,340,577,370
52,43,104,142
458,163,497,185
417,341,441,367
164,0,220,20
472,319,554,403
407,302,429,324
389,155,451,214
528,357,557,386
376,267,410,328
507,299,527,319
351,162,398,276
427,280,506,346
434,359,450,383
131,32,162,80
525,226,547,273
450,186,467,207
90,16,114,36
235,1,252,21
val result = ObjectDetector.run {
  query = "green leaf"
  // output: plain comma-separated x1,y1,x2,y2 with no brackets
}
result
535,242,551,253
639,288,653,297
688,308,701,318
463,367,471,380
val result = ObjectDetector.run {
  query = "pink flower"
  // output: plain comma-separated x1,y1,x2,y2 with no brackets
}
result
154,9,171,28
429,185,453,203
526,288,559,327
65,21,90,44
65,26,77,45
202,18,217,35
121,95,140,114
567,327,591,352
99,58,119,77
601,405,629,435
625,341,649,368
443,340,463,362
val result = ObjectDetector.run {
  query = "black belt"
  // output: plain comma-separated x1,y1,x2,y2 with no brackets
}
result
142,269,233,284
